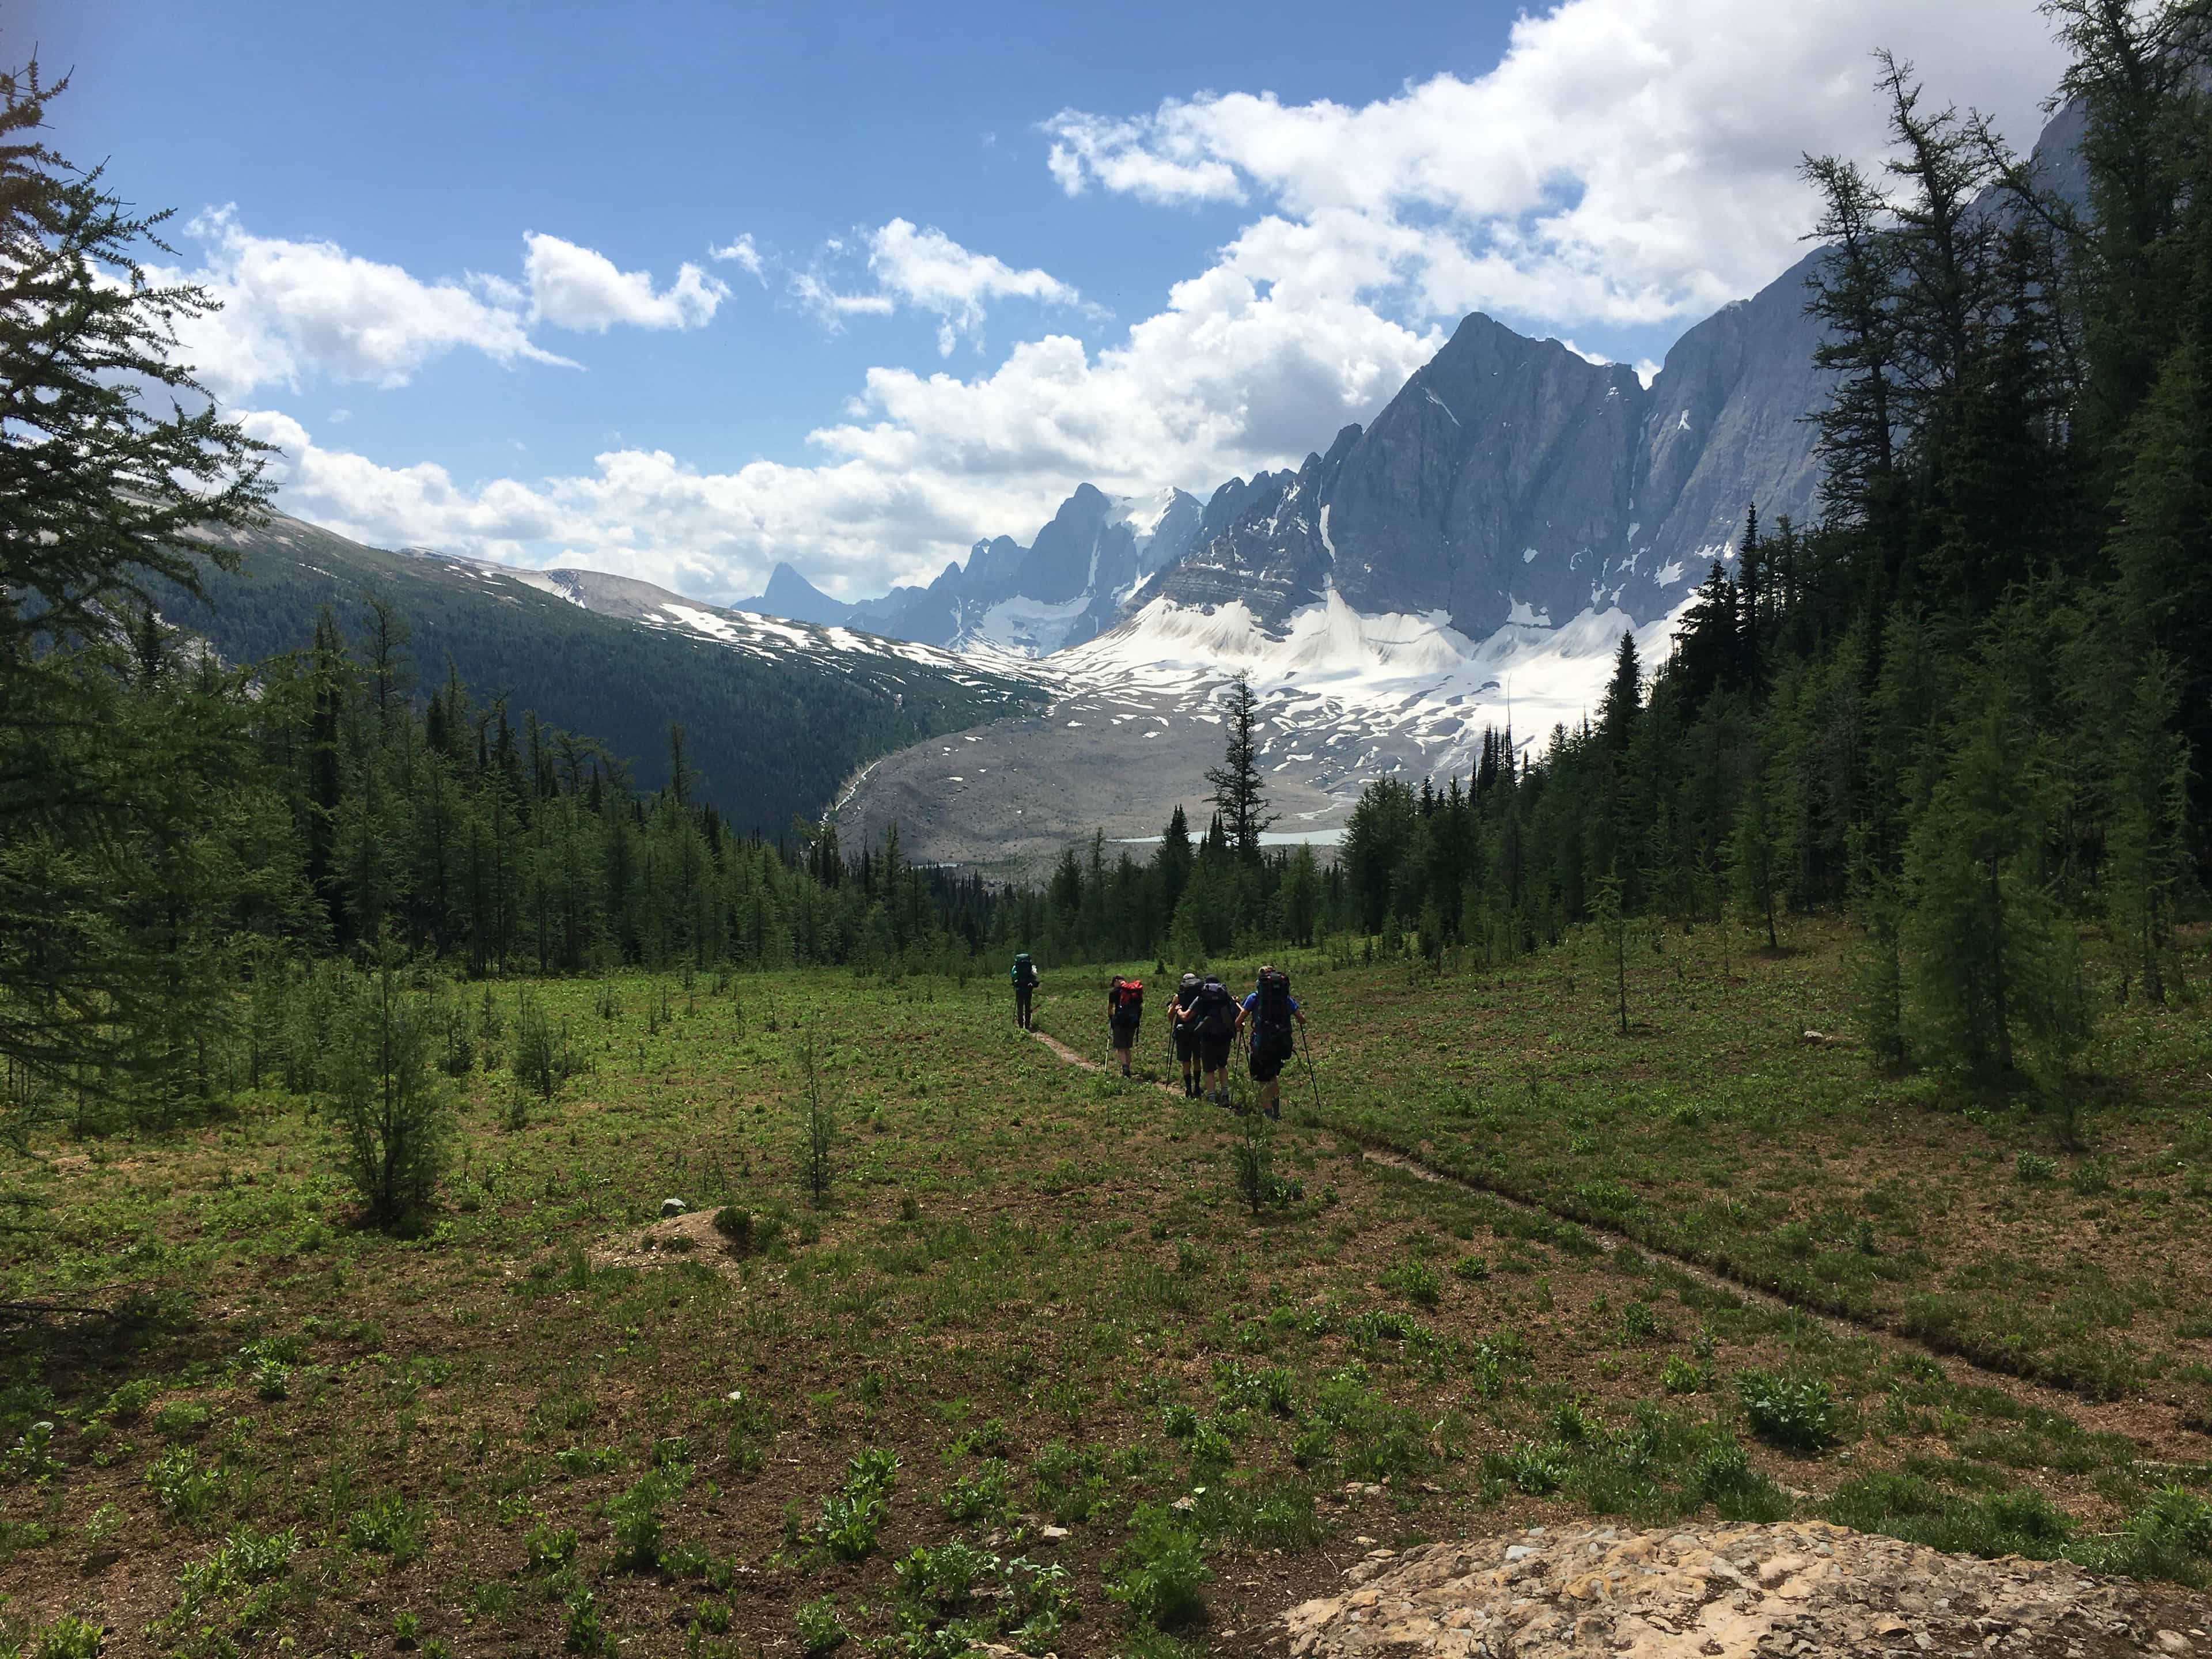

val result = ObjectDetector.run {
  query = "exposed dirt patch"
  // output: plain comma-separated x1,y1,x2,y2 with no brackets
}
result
592,1204,756,1274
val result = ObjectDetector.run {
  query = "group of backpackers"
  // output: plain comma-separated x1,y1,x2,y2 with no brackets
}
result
1009,953,1306,1118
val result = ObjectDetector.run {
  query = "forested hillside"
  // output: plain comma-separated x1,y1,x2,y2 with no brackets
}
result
153,513,1040,834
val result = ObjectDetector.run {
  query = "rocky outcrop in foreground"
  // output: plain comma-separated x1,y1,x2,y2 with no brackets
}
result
1275,1521,2210,1658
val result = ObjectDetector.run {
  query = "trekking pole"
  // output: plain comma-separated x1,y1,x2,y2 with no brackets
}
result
1299,1025,1322,1116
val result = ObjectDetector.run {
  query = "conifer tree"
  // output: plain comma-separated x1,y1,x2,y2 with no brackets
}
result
1900,666,2088,1075
1205,672,1277,859
0,61,279,1093
1599,631,1642,751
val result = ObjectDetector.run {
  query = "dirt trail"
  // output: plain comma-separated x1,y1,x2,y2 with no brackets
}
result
1028,1025,1184,1094
1022,1018,2209,1461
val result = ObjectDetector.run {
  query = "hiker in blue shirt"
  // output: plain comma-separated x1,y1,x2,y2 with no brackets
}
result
1234,965,1305,1120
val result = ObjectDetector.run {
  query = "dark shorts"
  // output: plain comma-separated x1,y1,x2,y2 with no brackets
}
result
1172,1025,1199,1060
1249,1036,1292,1084
1109,1018,1139,1050
1199,1033,1232,1071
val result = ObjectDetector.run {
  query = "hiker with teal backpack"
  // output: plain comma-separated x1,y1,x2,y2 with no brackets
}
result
1236,965,1306,1120
1011,952,1040,1030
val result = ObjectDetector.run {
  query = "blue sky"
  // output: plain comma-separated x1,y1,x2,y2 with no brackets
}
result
27,0,2064,603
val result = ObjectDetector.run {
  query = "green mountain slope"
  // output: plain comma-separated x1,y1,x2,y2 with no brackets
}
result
154,513,1044,834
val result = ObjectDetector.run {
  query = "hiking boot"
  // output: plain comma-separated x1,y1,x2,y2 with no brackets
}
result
1265,1104,1281,1121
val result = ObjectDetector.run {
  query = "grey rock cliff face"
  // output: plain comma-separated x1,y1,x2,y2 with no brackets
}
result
1631,247,1832,595
1183,252,1835,641
1147,430,1358,628
1328,317,1649,631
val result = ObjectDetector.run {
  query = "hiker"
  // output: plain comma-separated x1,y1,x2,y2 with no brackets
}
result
1106,975,1145,1076
1168,972,1204,1097
1236,964,1306,1120
1191,971,1239,1105
1011,952,1040,1030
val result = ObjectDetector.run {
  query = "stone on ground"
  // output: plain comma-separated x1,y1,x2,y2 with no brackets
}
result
1272,1520,2210,1658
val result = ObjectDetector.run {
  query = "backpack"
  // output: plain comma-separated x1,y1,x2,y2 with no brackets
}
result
1012,954,1037,988
1108,977,1143,1025
1196,976,1236,1038
1173,974,1202,1032
1252,967,1295,1060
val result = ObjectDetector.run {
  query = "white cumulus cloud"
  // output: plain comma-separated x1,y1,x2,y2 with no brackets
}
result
1043,0,2065,331
162,207,572,402
238,247,1437,603
521,233,728,332
865,218,1087,354
156,213,734,401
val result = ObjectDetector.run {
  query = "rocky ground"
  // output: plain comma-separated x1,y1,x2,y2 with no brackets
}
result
833,691,1342,880
1269,1522,2211,1659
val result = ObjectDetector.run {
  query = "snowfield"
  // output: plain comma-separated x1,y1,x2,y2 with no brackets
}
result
835,588,1694,873
1052,589,1691,790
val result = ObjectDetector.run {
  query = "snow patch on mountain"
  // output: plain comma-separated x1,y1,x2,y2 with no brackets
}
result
1035,590,1688,807
968,593,1096,656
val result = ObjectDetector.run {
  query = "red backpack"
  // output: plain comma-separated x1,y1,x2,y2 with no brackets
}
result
1108,977,1144,1025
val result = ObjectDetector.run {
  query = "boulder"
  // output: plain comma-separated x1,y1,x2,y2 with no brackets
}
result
1272,1520,2210,1659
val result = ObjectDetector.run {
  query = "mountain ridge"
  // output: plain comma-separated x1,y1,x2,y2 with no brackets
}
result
156,512,1044,833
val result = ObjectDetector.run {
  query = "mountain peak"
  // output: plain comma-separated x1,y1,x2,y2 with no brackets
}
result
741,560,856,627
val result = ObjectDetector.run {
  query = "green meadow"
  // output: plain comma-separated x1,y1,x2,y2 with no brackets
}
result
5,921,2211,1659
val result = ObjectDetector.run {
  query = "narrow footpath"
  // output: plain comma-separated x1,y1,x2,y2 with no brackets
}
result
1023,1020,2209,1463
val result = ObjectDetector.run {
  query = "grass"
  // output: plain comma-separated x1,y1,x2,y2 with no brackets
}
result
1,919,2209,1656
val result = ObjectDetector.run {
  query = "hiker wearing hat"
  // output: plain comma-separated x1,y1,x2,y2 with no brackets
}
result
1010,952,1040,1029
1167,972,1205,1097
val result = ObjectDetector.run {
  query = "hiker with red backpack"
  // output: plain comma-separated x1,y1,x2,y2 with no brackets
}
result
1236,965,1306,1120
1106,975,1145,1076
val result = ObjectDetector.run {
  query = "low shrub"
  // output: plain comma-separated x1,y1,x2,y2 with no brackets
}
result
1108,1503,1210,1630
1825,1471,2074,1560
1736,1370,1839,1453
795,1595,847,1657
940,1459,1010,1524
1381,1259,1443,1308
346,1491,428,1563
610,1468,685,1570
145,1446,221,1524
1031,1440,1108,1524
1660,1355,1705,1394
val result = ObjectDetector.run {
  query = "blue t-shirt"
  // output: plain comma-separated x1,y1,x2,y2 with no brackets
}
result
1241,991,1299,1048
